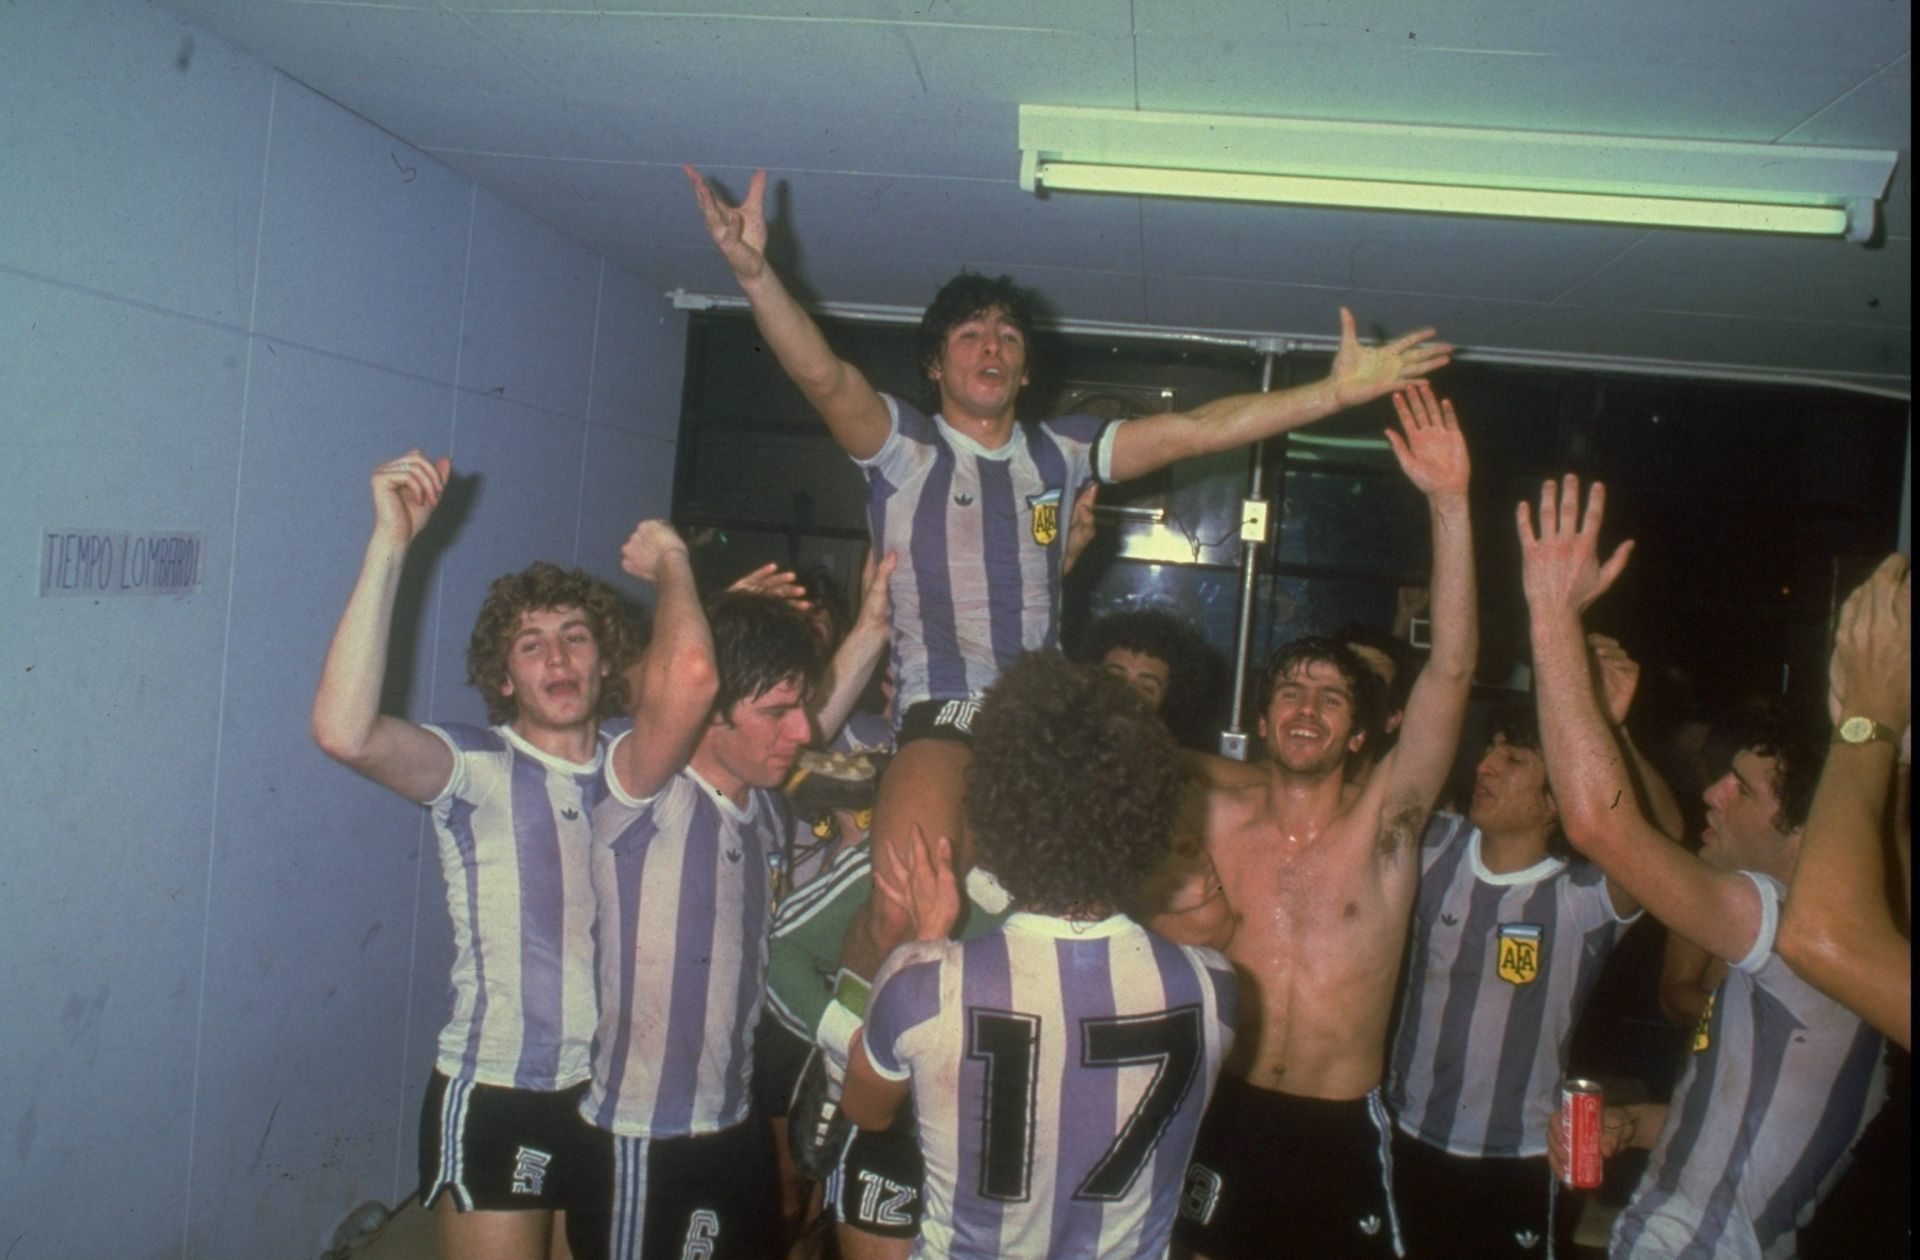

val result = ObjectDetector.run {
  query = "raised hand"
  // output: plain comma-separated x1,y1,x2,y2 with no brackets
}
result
1589,634,1641,727
854,549,898,634
620,519,689,585
369,450,449,548
1517,475,1634,616
728,561,809,610
1061,482,1099,575
1385,381,1469,497
1828,553,1910,732
1329,307,1452,408
684,165,769,282
871,823,961,944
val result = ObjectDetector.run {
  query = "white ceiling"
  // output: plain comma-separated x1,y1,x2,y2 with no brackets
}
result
161,0,1912,394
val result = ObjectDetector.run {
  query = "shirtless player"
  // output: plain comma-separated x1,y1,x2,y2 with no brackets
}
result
1168,383,1476,1259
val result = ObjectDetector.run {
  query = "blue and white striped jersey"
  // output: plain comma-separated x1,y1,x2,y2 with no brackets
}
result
421,722,610,1090
1387,812,1633,1157
865,913,1236,1259
1614,872,1888,1259
859,395,1114,721
582,746,787,1137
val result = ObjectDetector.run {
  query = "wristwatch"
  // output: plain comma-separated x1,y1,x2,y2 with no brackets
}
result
1835,715,1899,747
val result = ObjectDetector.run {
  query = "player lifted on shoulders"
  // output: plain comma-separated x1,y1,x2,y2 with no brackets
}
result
841,652,1237,1258
685,164,1452,989
1165,383,1476,1259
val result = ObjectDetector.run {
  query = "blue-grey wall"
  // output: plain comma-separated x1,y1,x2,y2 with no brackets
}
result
0,3,685,1255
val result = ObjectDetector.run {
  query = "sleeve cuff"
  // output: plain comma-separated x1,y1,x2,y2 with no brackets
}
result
1731,870,1781,975
1094,418,1121,484
817,998,863,1069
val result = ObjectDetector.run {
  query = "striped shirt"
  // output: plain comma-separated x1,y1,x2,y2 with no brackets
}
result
865,913,1236,1259
582,746,787,1137
1613,872,1888,1259
860,394,1114,720
1387,812,1633,1158
420,723,608,1090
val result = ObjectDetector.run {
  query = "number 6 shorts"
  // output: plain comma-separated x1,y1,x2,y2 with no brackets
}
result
566,1117,781,1260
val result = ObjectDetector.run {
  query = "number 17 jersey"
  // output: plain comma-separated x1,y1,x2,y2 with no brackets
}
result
864,913,1236,1259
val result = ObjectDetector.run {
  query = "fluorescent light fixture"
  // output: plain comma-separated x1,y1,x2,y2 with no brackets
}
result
1019,105,1896,242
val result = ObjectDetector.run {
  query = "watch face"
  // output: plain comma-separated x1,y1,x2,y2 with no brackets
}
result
1840,716,1880,744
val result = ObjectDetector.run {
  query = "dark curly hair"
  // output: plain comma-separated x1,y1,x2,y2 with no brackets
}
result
916,272,1040,381
965,653,1185,918
707,590,824,719
1728,703,1824,833
1256,636,1386,763
1075,608,1225,751
466,562,639,725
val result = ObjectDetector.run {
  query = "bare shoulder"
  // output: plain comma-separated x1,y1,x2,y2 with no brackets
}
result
1340,752,1432,870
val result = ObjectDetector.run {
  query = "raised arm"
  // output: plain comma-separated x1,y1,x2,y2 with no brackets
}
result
1520,477,1761,963
612,520,718,800
1780,553,1910,1048
1372,384,1476,848
1586,633,1686,917
812,550,896,741
684,165,891,459
1106,308,1450,482
311,451,457,802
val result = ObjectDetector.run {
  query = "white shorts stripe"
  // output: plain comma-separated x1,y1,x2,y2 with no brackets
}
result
612,1135,651,1259
432,1077,475,1212
1367,1090,1405,1258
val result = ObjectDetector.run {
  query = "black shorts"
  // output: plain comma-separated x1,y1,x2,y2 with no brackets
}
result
417,1071,594,1213
1390,1129,1555,1259
896,698,980,748
751,1010,812,1121
826,1112,924,1240
567,1119,780,1260
1176,1075,1403,1259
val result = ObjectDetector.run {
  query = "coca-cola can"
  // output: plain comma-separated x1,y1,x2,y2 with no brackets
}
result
1559,1078,1605,1189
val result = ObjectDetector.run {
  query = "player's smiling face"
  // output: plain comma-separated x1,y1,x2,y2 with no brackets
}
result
1260,659,1366,775
929,305,1029,421
500,605,606,734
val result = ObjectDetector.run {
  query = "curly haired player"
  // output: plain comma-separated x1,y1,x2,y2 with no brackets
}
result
839,653,1237,1258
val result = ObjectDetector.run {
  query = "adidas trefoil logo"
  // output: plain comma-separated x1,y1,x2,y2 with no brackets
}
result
1441,912,1459,926
953,493,975,507
561,807,580,821
725,849,742,863
1516,1229,1542,1250
1358,1215,1382,1236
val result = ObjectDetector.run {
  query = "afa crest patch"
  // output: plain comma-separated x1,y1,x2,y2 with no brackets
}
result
1027,488,1062,545
1497,923,1542,986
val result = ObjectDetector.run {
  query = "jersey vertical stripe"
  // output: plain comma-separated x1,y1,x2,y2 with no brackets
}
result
585,754,782,1137
422,723,608,1090
1386,813,1631,1157
866,913,1234,1259
1612,872,1887,1259
857,394,1109,720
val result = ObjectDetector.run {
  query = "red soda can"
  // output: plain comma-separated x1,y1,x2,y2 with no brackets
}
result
1559,1078,1605,1189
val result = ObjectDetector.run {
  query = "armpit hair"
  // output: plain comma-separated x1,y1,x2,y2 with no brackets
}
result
1377,799,1429,865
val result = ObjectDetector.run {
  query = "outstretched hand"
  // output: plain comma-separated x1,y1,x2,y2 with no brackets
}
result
1589,634,1641,727
871,824,961,944
1329,307,1452,408
1517,475,1634,616
1385,381,1469,497
1828,553,1910,732
370,450,450,549
684,165,769,282
621,519,689,585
